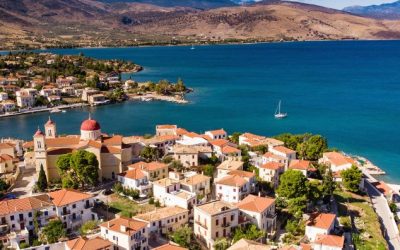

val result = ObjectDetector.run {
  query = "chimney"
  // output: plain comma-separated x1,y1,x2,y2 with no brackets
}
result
121,225,127,233
258,192,261,197
108,221,110,228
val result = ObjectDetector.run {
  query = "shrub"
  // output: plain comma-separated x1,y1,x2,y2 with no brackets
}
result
19,242,29,249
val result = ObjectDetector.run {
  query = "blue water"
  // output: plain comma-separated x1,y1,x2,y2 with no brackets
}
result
1,41,400,182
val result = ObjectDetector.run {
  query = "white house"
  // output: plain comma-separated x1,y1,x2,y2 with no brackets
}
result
239,133,284,150
237,194,277,235
0,92,8,101
66,236,113,250
289,160,315,177
215,170,256,203
319,152,354,173
100,217,148,250
269,146,296,168
134,206,189,237
48,189,97,231
1,101,16,112
217,160,244,179
153,178,197,210
258,162,285,189
16,89,36,108
118,167,152,197
205,129,227,140
305,213,337,242
312,234,345,250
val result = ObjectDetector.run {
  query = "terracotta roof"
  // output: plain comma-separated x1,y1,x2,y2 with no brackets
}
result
118,168,146,180
134,206,188,222
101,146,121,154
210,139,229,147
228,238,270,250
217,160,243,171
241,133,266,141
176,128,189,136
45,117,55,126
157,125,177,129
102,135,123,145
47,148,74,155
0,195,53,216
196,200,237,215
237,195,275,213
206,129,226,136
183,132,201,138
153,178,179,188
260,162,284,170
180,174,210,186
289,160,311,171
129,161,167,172
66,237,112,250
314,234,344,248
228,170,255,178
48,189,93,207
100,217,147,236
34,128,44,137
216,175,248,187
373,181,393,196
273,146,296,154
0,143,14,149
306,213,336,230
81,118,101,131
299,243,312,250
323,152,354,167
45,137,80,147
153,243,187,250
222,145,241,154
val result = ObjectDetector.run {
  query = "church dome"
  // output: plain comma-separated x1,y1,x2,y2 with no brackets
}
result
45,117,55,126
81,118,101,131
34,128,44,137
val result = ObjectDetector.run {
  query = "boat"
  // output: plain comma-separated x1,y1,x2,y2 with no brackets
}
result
61,110,67,113
49,108,62,113
274,100,287,119
141,97,153,102
190,45,195,50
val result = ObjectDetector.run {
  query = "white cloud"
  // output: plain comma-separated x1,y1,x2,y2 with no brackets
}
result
286,0,398,9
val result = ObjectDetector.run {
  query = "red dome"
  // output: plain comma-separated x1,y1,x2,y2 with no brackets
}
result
81,119,101,131
45,118,54,126
34,129,44,137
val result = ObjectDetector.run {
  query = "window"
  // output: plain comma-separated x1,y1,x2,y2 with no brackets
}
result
216,231,219,238
28,212,32,217
216,219,219,226
72,204,76,209
44,211,48,216
142,228,145,233
231,215,235,221
106,230,108,234
10,215,14,221
29,221,33,226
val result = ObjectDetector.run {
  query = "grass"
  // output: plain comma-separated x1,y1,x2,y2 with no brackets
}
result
334,189,387,250
108,194,155,217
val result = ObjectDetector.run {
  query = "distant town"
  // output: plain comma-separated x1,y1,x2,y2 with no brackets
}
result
0,118,397,250
0,52,190,117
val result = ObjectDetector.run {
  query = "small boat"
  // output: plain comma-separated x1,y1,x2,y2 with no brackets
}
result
61,110,67,113
141,97,153,102
274,100,287,119
49,108,61,113
190,45,195,50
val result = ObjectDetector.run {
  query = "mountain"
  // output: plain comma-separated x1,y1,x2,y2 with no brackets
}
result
97,0,237,9
1,0,400,50
343,1,400,20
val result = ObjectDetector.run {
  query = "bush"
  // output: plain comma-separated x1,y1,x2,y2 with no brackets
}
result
32,239,42,246
19,242,29,249
390,202,397,213
79,220,99,236
149,197,155,204
113,182,123,193
155,200,161,207
339,216,352,231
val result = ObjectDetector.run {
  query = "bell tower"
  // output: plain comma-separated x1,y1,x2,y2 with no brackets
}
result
33,127,48,179
45,117,56,138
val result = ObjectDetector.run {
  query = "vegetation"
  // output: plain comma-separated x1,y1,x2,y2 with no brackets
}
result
79,220,99,236
203,164,215,177
170,160,185,172
113,183,140,199
40,219,66,244
341,165,362,193
0,179,10,193
214,238,230,250
230,132,242,144
56,150,99,189
19,242,29,249
232,224,265,243
140,146,161,162
169,225,193,248
109,195,154,217
36,164,48,192
275,133,328,161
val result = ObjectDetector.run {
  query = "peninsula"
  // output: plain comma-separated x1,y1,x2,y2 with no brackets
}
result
0,52,191,117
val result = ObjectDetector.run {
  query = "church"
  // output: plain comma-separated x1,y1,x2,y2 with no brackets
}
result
26,116,133,181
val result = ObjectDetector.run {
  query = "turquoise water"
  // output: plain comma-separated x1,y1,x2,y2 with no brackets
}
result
1,41,400,182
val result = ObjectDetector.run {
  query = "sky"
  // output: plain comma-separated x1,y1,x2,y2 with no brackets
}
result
286,0,397,9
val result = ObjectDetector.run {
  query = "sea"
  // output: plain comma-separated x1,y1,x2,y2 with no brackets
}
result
1,41,399,182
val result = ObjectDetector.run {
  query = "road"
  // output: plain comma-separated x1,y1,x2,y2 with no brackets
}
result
365,180,400,250
9,167,36,198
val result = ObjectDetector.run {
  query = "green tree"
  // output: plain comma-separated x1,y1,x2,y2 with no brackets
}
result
322,168,336,197
171,160,184,172
33,211,42,236
37,164,48,192
230,132,242,144
41,219,66,244
140,146,160,162
169,225,193,248
56,153,72,176
203,164,215,177
175,78,186,92
214,238,230,250
232,224,265,243
287,196,307,219
307,180,323,202
341,165,362,193
0,179,10,193
79,220,99,236
277,170,308,199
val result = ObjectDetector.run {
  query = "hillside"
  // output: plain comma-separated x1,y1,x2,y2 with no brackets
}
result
1,0,400,50
97,0,236,9
344,1,400,20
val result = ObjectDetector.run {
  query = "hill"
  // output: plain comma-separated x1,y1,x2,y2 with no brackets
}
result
97,0,237,9
343,1,400,20
1,0,400,50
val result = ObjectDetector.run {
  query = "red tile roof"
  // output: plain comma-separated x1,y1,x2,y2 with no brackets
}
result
216,175,248,187
153,244,187,250
260,162,284,170
237,194,275,213
100,217,147,236
66,236,112,250
314,234,345,248
0,195,53,216
118,168,146,180
48,189,93,207
306,213,336,230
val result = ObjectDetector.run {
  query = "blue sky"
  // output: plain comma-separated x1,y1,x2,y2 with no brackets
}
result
287,0,397,9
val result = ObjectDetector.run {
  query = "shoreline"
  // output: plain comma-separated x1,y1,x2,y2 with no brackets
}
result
0,103,89,118
127,93,189,104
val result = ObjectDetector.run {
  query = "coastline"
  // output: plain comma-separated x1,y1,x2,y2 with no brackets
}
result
0,103,88,118
127,93,189,104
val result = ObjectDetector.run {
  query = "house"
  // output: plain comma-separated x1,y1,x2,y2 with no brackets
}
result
145,135,179,155
227,238,270,250
194,200,239,250
237,194,277,235
289,160,315,177
65,236,113,250
1,100,16,112
16,89,36,108
305,213,337,242
48,189,97,231
0,92,8,101
100,217,148,250
81,88,100,102
312,234,344,250
153,243,188,250
319,152,354,173
258,162,285,189
0,154,14,174
89,94,108,106
205,129,227,140
262,152,288,167
215,170,256,203
118,168,152,197
153,178,197,210
0,195,56,233
62,87,75,96
47,95,61,103
216,160,243,179
128,161,168,182
156,125,178,136
134,206,189,237
173,146,199,168
179,173,212,198
0,143,16,158
239,133,284,150
176,136,209,147
269,146,296,167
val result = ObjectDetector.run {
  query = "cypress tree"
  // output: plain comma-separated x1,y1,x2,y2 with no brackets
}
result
37,164,48,192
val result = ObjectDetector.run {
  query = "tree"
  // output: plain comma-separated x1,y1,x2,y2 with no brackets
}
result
287,196,307,219
41,219,66,244
79,220,98,236
169,225,193,248
37,164,48,192
0,179,10,193
203,164,215,177
277,170,308,199
230,132,242,144
307,180,323,202
171,160,185,172
175,78,186,92
322,168,336,197
56,150,99,189
214,238,230,250
341,165,362,193
140,146,160,162
232,224,265,243
33,211,42,236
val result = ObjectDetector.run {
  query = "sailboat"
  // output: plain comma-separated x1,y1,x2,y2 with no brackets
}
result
274,100,287,119
190,44,195,50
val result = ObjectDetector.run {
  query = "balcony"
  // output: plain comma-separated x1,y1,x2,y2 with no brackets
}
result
195,220,208,229
84,203,93,209
61,210,71,216
266,213,277,220
221,222,230,228
18,218,26,223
